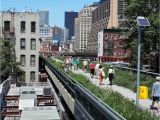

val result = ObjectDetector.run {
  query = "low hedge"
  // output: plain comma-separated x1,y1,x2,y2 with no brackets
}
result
78,60,155,97
51,59,159,120
67,71,159,120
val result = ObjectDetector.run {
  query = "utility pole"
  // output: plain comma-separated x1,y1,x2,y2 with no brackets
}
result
136,16,150,108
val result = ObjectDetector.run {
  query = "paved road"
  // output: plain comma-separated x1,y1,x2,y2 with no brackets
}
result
72,68,160,115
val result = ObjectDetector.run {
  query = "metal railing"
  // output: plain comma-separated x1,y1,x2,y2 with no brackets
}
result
44,58,126,120
116,66,160,77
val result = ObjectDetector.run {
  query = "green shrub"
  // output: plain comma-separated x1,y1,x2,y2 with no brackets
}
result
57,56,65,61
78,60,155,97
67,72,159,120
51,59,63,69
52,59,159,120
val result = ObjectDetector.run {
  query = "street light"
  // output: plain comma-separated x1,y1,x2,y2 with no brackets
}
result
136,16,150,108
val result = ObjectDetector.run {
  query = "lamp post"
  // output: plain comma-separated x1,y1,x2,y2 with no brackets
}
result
136,16,150,107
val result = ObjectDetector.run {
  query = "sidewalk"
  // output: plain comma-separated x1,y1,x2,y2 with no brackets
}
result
72,68,160,115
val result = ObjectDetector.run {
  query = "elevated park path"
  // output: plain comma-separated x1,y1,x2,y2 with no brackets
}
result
53,58,160,116
39,57,160,120
40,57,127,120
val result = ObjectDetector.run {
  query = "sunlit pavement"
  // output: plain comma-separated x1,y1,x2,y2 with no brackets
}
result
72,68,160,116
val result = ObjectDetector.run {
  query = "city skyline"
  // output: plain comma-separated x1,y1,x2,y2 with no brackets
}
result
0,0,99,27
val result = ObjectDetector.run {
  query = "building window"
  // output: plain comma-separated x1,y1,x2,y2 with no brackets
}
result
31,22,36,32
31,39,36,50
30,71,36,82
4,21,10,32
20,55,26,66
30,55,36,67
20,38,26,49
21,21,26,32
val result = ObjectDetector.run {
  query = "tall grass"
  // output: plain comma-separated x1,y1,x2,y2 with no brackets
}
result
78,60,155,97
67,72,159,120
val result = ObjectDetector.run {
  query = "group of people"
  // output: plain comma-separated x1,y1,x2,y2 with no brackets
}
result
85,61,115,86
63,56,79,71
63,57,160,112
86,60,160,112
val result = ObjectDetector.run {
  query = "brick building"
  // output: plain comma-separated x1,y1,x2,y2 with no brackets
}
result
98,29,130,62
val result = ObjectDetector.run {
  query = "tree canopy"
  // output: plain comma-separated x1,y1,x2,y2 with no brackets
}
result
121,0,159,72
0,38,24,81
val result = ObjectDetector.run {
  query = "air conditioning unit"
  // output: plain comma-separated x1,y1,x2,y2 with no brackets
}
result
43,87,51,96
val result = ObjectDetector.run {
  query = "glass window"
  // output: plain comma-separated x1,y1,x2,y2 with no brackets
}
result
30,55,36,67
31,39,36,50
30,71,36,82
21,21,26,32
4,21,10,31
20,38,26,49
20,55,26,66
31,22,36,32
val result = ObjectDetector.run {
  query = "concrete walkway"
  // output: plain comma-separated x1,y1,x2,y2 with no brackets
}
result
53,58,159,115
72,68,160,115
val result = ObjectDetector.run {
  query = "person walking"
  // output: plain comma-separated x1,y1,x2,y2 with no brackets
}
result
99,67,105,85
64,56,71,71
89,62,96,78
150,76,160,112
108,65,115,85
77,57,80,70
83,60,88,72
95,62,100,79
73,57,78,70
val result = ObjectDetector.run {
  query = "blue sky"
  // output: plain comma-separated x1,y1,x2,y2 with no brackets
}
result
1,0,99,27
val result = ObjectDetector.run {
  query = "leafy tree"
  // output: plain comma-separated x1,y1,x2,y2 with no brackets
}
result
0,38,24,82
121,0,159,72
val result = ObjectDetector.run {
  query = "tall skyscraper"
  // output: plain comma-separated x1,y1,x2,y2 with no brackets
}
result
99,0,108,4
74,5,97,52
39,10,49,26
64,11,78,40
87,0,127,52
52,26,63,44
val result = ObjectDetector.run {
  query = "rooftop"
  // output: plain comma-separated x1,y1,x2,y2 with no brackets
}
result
20,106,60,120
2,81,61,120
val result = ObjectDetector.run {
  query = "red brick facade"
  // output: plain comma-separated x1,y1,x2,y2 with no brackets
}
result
100,29,131,62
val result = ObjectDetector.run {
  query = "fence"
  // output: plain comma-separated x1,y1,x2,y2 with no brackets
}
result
44,58,126,120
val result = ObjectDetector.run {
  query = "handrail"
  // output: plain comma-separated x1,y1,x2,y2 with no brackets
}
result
116,66,160,77
44,58,126,120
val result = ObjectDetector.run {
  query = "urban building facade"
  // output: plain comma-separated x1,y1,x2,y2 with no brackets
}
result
0,11,40,82
39,25,52,41
60,28,69,46
38,10,49,27
64,11,78,40
40,41,59,57
98,29,130,57
74,5,97,52
52,26,62,44
87,0,127,52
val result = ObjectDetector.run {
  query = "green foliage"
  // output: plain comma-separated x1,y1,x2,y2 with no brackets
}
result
122,0,159,72
78,60,155,97
114,68,155,96
0,38,24,80
67,72,159,120
51,59,63,69
52,59,158,119
57,55,65,61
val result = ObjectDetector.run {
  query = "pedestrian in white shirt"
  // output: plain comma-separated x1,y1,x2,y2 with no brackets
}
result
95,63,100,78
